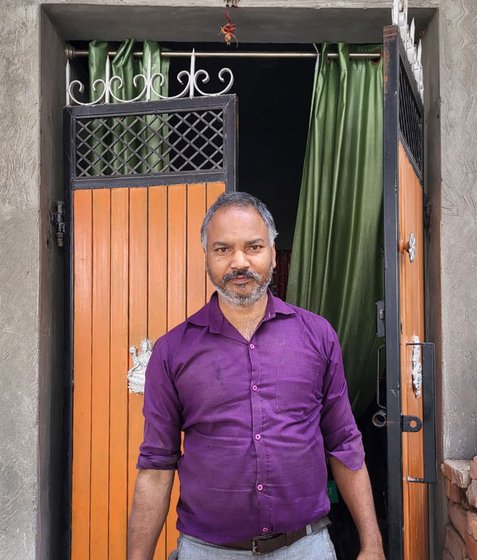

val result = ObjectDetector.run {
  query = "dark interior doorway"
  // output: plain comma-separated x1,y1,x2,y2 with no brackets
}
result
171,46,312,251
168,43,314,301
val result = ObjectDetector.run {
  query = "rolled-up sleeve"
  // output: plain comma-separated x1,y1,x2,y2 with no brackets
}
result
319,323,365,471
137,339,182,470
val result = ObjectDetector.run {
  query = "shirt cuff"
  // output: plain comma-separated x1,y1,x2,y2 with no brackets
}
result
136,451,180,471
324,427,365,471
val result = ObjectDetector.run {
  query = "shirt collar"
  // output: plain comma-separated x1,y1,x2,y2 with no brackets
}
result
187,290,296,332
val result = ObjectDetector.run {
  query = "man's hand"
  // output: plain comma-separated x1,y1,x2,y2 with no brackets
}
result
329,457,385,560
128,469,175,560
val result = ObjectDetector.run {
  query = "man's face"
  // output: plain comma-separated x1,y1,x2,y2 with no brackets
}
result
205,205,276,307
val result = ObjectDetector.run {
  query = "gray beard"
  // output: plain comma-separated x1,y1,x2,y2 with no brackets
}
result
208,264,274,308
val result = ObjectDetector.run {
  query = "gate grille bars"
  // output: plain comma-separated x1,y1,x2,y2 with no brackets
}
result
65,95,237,190
398,60,424,178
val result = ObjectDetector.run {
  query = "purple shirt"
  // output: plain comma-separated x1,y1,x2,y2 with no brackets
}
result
138,292,364,544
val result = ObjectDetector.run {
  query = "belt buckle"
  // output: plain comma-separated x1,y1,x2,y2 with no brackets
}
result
252,539,262,556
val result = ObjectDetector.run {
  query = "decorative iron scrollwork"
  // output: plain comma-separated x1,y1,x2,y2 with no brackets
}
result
67,49,234,106
392,0,424,99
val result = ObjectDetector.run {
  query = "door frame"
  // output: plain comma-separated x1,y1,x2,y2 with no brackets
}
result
62,33,433,557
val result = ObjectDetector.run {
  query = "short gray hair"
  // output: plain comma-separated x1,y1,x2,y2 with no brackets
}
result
200,192,278,249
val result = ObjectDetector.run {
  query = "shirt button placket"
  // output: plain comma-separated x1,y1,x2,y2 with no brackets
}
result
249,339,268,536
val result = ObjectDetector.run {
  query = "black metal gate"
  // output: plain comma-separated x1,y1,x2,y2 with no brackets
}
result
64,94,237,190
383,25,436,560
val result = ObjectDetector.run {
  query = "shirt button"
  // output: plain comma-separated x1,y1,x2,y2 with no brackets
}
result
252,384,258,391
255,434,261,441
257,484,264,491
249,343,255,349
262,527,269,534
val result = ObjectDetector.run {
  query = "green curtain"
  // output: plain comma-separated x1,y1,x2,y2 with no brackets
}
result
139,41,170,173
88,39,170,175
286,43,384,417
88,40,108,174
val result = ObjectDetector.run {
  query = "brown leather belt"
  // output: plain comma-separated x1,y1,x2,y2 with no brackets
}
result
223,517,330,556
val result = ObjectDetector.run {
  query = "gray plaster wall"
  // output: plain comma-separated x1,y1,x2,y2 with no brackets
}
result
0,5,66,560
438,0,477,460
0,2,41,559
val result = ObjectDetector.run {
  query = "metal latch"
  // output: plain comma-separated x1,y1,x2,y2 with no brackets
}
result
50,201,65,247
401,415,422,432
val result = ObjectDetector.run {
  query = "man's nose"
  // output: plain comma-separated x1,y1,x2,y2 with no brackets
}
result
231,250,250,269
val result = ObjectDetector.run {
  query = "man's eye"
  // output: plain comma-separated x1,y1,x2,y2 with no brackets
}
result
215,247,229,254
249,245,263,252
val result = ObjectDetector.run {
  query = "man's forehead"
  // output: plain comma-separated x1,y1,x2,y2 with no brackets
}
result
208,205,266,228
211,236,267,247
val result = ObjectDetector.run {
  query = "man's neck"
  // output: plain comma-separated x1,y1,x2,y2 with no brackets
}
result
217,293,269,341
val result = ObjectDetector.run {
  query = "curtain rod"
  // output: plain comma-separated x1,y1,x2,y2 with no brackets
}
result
65,46,381,60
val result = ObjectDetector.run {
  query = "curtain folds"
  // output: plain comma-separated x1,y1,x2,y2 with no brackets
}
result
87,39,170,174
286,43,384,417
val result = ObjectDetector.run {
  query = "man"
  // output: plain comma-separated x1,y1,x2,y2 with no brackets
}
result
128,192,385,560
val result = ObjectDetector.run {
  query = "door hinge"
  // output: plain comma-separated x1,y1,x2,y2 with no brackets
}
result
50,201,66,248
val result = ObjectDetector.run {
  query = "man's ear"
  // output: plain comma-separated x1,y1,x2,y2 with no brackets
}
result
272,243,277,269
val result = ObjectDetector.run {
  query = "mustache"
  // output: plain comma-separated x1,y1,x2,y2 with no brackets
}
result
221,269,261,284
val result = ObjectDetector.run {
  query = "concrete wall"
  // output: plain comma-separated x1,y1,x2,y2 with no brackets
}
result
438,0,477,459
0,1,476,558
0,2,41,559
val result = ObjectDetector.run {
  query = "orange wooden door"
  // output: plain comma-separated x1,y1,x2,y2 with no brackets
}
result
71,182,225,560
384,26,435,560
397,144,428,560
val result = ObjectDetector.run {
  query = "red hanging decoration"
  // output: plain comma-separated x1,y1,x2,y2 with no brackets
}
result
220,8,239,47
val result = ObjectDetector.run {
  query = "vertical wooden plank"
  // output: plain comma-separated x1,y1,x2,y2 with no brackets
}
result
128,188,148,520
109,189,129,560
399,144,428,560
165,184,187,556
187,183,207,316
148,186,168,560
206,182,226,299
167,184,187,329
72,190,93,560
90,189,111,559
148,187,168,342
